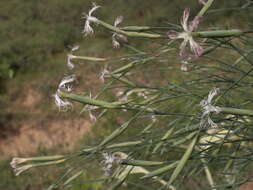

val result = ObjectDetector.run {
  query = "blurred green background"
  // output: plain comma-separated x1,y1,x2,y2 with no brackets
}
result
0,0,252,189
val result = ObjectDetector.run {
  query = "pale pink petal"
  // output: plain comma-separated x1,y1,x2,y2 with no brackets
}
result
181,8,190,32
179,38,189,60
189,37,204,57
89,111,97,122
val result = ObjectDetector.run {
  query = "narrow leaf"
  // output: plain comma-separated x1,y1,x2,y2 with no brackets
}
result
168,134,198,185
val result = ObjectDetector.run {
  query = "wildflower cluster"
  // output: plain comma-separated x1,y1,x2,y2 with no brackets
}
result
11,0,253,189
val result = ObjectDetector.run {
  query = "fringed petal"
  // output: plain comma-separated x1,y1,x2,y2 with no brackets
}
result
83,3,100,36
189,37,204,57
179,38,189,60
181,8,190,31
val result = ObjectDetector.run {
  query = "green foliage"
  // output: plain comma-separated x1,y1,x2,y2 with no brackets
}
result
0,0,84,80
40,1,253,189
2,0,253,190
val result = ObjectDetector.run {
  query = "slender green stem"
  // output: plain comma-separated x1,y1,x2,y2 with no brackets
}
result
121,159,165,167
73,55,107,62
194,29,244,38
201,156,216,190
32,159,66,167
59,92,125,109
82,141,143,153
197,0,215,17
96,19,164,39
120,26,170,32
220,107,253,117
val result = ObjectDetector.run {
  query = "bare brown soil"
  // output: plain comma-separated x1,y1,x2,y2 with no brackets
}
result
0,118,90,159
0,83,91,159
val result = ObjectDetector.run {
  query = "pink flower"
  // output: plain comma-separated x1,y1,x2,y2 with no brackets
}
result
168,8,204,60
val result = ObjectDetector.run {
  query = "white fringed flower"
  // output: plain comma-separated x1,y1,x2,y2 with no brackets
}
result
58,75,76,92
53,91,72,112
168,8,203,60
82,3,100,36
200,87,221,128
112,16,127,48
67,45,79,69
53,75,76,111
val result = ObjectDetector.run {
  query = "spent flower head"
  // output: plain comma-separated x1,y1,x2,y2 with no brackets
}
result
10,161,33,176
82,3,100,36
112,16,127,48
10,157,28,169
168,8,203,60
99,65,109,83
10,157,34,176
101,152,121,176
200,87,221,128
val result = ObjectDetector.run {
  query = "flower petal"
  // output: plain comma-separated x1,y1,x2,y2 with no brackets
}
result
82,3,100,35
114,16,124,27
181,8,190,32
179,38,189,60
189,37,204,57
